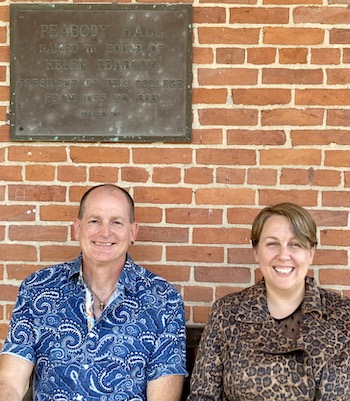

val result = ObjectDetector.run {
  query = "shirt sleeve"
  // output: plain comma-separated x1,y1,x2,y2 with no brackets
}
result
146,286,188,381
1,280,37,364
187,299,226,401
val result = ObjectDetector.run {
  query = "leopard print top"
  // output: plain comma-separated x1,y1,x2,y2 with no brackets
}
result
187,277,350,401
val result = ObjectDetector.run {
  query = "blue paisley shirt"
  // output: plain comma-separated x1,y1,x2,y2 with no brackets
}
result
1,254,187,401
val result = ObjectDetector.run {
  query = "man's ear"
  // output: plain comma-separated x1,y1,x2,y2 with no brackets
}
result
73,217,81,241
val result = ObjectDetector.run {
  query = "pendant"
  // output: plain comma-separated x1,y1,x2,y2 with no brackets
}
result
99,302,105,310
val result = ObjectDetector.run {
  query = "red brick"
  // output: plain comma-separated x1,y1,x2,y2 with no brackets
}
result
321,230,350,246
311,210,348,227
184,167,213,184
70,146,129,163
133,148,192,164
330,29,350,44
247,168,277,186
184,286,214,303
323,192,350,207
89,166,119,183
192,47,214,64
216,168,245,185
197,148,256,165
8,146,67,162
296,89,350,106
312,49,340,65
135,207,162,224
193,227,250,244
294,6,350,23
195,266,251,283
198,27,259,45
228,247,255,264
26,165,56,181
137,226,189,243
166,208,223,225
0,84,10,99
40,205,78,221
192,129,223,145
199,108,258,126
264,27,324,45
40,246,80,262
227,129,286,145
194,7,226,23
134,187,192,204
8,185,66,202
0,244,36,261
57,166,87,182
216,48,245,64
247,47,276,64
227,207,260,225
319,269,350,286
260,149,321,165
259,189,318,206
314,250,348,266
128,244,162,262
291,130,350,145
9,226,68,242
325,150,350,167
327,110,350,126
263,68,323,84
281,168,341,187
0,166,22,181
262,108,324,126
192,88,228,104
192,306,211,324
196,188,255,205
232,88,290,105
0,205,36,221
230,7,289,24
153,167,181,184
167,246,224,263
198,68,258,85
279,48,308,64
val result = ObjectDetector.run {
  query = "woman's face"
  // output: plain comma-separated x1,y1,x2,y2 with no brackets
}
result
253,215,315,295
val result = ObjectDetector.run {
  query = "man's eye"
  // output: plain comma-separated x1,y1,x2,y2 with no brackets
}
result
88,219,99,224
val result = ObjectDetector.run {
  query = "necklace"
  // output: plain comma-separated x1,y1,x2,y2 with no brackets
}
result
88,285,116,311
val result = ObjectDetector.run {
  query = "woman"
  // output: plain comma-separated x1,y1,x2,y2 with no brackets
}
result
187,202,350,401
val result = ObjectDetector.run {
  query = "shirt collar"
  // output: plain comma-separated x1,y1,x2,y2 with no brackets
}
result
68,252,136,293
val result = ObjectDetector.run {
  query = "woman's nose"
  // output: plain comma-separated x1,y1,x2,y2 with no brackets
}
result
277,245,291,259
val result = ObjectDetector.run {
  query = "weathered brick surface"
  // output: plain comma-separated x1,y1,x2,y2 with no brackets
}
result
1,1,350,336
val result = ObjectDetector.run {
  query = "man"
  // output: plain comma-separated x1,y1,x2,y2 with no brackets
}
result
0,184,187,401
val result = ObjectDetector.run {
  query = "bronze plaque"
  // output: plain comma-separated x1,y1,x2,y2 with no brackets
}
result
10,4,192,142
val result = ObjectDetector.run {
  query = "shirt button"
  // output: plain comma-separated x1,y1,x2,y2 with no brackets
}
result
83,364,89,370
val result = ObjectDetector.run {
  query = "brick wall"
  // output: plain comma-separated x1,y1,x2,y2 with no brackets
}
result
1,0,350,341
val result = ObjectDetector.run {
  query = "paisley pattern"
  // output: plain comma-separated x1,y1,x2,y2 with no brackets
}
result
188,277,350,401
1,254,187,401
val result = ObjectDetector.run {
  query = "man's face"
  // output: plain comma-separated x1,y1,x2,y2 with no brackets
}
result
73,187,138,270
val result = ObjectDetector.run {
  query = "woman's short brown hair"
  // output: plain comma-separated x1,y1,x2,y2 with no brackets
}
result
251,202,317,249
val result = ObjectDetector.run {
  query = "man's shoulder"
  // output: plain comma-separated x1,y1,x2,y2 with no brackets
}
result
124,258,182,301
22,256,80,289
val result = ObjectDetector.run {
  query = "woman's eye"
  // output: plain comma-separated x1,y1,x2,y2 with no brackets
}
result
267,242,279,247
290,242,301,248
